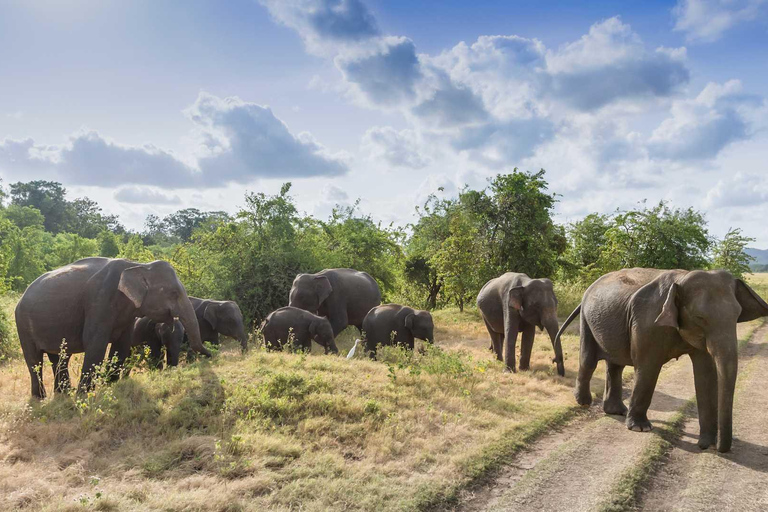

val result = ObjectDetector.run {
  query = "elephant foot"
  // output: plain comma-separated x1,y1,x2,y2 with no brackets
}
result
626,416,653,432
503,366,517,374
603,400,628,416
519,363,530,371
717,436,732,453
697,432,716,450
574,387,593,407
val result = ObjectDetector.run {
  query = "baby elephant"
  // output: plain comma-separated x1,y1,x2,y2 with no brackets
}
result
131,316,185,369
363,304,434,358
261,307,338,354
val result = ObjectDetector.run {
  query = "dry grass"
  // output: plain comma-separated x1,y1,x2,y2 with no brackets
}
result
746,273,768,300
0,297,595,512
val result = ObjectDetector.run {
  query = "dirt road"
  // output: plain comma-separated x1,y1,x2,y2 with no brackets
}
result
458,321,767,512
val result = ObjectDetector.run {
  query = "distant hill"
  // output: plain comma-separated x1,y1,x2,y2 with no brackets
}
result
746,248,768,272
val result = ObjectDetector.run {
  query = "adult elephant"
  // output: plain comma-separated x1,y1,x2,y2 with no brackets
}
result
556,268,768,453
131,317,185,369
189,297,248,351
289,268,381,337
363,304,434,358
477,273,564,376
261,306,337,353
15,258,209,398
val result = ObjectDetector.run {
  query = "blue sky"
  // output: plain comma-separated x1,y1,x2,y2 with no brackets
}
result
1,0,767,246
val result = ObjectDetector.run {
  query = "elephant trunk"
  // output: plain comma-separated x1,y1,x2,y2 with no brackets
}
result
545,317,565,377
177,297,211,358
237,326,248,353
710,337,738,453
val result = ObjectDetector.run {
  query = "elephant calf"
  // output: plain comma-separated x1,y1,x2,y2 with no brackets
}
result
189,297,248,351
363,304,434,358
556,268,768,453
131,316,185,369
260,307,338,354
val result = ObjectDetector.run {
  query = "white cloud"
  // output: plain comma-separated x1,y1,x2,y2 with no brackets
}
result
673,0,767,42
114,186,182,205
648,80,764,160
361,126,430,168
0,92,349,188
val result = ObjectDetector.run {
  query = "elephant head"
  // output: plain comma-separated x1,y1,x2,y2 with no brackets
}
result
654,270,768,452
509,278,564,376
157,319,184,367
204,300,248,351
289,274,332,314
405,310,434,343
118,261,211,358
309,316,338,354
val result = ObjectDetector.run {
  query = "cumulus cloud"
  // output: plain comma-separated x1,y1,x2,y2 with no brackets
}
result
259,0,379,56
361,127,430,168
648,80,763,160
705,172,768,208
673,0,767,42
0,92,348,188
544,18,689,110
114,186,182,205
188,92,349,181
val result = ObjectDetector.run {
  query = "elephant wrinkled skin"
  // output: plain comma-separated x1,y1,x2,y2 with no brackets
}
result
477,272,564,376
556,268,768,453
363,304,434,358
15,257,209,397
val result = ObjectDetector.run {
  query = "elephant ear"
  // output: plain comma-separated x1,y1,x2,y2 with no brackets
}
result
118,266,149,309
655,283,680,329
508,286,525,311
404,313,415,330
735,279,768,322
203,303,218,329
315,276,333,305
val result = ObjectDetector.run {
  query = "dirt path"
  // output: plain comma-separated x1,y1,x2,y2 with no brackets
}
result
457,322,766,512
638,324,768,511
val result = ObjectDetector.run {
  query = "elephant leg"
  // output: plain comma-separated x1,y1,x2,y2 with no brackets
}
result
483,319,503,361
626,362,662,432
22,342,45,399
603,362,627,415
503,313,520,372
518,322,536,371
691,349,718,449
106,328,133,381
48,352,71,393
574,316,598,406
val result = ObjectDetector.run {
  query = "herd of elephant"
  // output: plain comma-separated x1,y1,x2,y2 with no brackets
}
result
14,257,768,454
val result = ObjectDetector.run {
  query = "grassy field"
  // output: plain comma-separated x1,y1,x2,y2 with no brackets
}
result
0,275,765,511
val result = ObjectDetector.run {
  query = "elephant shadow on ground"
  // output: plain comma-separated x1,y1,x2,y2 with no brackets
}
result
675,429,768,472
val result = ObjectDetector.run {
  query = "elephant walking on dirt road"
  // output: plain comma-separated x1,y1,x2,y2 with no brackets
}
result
289,268,381,337
15,257,210,398
477,272,564,376
556,268,768,453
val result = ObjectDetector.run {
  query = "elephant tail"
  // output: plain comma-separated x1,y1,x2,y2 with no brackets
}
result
554,304,581,360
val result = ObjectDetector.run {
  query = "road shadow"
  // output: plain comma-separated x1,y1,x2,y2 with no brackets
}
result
674,430,768,473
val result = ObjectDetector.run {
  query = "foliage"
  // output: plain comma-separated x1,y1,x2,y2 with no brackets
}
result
711,228,755,279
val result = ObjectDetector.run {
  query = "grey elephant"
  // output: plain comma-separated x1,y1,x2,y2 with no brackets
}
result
477,272,564,376
556,268,768,453
131,316,185,369
189,297,248,351
289,268,381,337
15,257,210,398
362,304,434,358
260,306,338,353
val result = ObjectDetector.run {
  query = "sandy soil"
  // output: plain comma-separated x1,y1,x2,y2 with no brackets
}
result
457,322,767,512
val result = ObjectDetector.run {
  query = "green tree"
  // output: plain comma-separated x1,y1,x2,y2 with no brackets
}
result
119,235,155,263
3,204,45,229
712,228,755,279
98,230,121,258
601,201,711,271
46,233,99,269
430,209,482,311
9,180,73,234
